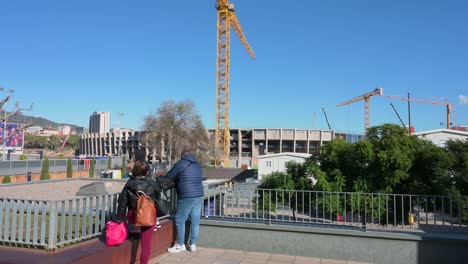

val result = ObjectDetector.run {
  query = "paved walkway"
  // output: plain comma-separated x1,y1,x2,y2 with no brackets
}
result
150,247,369,264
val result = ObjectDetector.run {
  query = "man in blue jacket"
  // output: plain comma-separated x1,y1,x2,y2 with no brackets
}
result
159,146,204,253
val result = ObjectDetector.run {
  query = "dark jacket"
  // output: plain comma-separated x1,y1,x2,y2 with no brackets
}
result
116,175,161,220
157,153,203,199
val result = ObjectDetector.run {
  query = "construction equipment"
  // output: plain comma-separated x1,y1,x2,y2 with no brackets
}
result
337,87,383,131
384,95,453,129
321,106,332,130
214,0,255,166
389,103,408,131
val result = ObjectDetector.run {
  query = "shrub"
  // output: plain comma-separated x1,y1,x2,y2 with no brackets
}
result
67,158,73,178
89,158,95,178
40,158,50,180
2,175,11,184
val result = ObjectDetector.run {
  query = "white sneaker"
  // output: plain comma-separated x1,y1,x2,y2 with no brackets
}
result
168,243,186,253
189,244,196,252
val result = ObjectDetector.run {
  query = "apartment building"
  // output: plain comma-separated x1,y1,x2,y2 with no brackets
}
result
89,112,110,134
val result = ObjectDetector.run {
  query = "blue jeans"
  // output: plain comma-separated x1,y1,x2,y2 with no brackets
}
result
175,197,203,245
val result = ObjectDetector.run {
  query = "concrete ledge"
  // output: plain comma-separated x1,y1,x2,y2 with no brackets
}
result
200,219,468,241
198,219,468,264
0,219,174,264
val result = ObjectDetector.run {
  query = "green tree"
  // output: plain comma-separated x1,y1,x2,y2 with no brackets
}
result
19,154,27,160
2,175,11,184
48,135,61,150
40,158,50,180
89,158,95,178
57,153,66,159
402,139,453,195
67,158,73,178
66,135,80,150
446,139,468,195
107,156,112,170
366,124,416,193
255,171,295,218
143,100,211,165
24,133,49,148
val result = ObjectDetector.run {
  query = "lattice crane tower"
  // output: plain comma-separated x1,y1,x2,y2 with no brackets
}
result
215,0,255,166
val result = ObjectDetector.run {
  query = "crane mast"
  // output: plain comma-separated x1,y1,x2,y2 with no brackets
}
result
337,87,383,131
214,0,255,166
384,95,453,129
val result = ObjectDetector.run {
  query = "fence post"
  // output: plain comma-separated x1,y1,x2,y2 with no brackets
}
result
48,201,57,251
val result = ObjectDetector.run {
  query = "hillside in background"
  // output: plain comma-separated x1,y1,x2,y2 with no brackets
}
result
2,111,84,131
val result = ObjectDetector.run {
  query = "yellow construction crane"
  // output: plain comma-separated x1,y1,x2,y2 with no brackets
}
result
214,0,255,166
384,95,453,129
337,87,383,131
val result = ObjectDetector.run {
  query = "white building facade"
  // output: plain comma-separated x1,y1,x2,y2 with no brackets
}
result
415,129,468,147
257,152,311,180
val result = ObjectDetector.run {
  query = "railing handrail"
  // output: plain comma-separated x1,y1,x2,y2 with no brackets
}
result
254,188,468,199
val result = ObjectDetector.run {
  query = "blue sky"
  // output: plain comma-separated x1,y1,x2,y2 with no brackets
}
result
0,0,466,134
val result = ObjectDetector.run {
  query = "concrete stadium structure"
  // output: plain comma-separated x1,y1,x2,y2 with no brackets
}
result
80,128,356,168
207,128,335,167
80,128,147,159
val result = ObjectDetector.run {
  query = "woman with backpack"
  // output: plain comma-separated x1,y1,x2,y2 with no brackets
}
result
116,160,160,264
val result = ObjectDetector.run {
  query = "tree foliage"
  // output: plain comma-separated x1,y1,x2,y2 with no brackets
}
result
2,175,11,184
143,100,211,164
89,158,95,178
67,158,73,178
255,124,468,224
40,158,50,180
305,124,468,196
121,155,127,177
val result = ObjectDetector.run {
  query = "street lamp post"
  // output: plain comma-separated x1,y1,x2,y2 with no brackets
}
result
0,87,14,161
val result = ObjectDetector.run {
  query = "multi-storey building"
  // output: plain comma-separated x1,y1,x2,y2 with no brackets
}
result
207,128,335,168
80,127,363,168
89,112,110,134
80,129,150,160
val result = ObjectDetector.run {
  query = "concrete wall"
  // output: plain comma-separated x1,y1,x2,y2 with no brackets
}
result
198,220,468,264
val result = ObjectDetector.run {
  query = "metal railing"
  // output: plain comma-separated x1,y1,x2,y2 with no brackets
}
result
0,158,122,176
4,185,466,251
202,188,468,234
0,188,177,250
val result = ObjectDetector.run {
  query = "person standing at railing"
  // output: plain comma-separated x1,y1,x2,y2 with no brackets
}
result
116,160,160,264
156,145,204,253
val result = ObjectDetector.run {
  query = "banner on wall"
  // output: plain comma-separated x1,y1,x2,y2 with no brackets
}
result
0,123,25,150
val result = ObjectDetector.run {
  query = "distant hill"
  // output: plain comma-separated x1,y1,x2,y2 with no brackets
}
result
3,112,84,131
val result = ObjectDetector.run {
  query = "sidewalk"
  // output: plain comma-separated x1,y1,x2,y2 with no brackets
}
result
150,247,370,264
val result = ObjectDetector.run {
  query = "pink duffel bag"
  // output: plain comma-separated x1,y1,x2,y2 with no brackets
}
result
105,220,128,246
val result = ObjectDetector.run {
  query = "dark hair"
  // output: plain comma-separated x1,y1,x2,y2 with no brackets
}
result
132,160,149,177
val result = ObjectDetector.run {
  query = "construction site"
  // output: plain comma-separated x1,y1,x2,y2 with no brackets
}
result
80,2,466,167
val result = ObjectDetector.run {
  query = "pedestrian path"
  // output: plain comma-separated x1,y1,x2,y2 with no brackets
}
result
150,247,370,264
